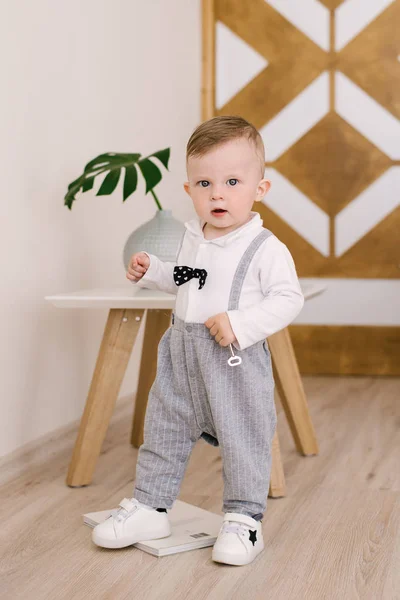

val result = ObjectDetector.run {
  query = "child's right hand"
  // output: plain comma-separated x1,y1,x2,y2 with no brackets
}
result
126,252,150,282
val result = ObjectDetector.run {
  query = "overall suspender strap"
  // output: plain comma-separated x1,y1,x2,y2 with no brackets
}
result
228,229,273,312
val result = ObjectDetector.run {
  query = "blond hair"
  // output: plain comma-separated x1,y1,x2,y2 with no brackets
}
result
186,116,265,175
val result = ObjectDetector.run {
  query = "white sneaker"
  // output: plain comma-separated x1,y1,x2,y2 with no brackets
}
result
212,513,264,566
92,498,171,549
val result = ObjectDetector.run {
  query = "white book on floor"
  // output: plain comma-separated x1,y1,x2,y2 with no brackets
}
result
83,500,223,557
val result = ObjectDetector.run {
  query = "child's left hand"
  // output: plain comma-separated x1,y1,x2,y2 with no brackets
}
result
204,312,237,347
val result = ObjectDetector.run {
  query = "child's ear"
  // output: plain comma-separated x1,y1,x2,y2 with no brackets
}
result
183,182,191,197
255,178,271,202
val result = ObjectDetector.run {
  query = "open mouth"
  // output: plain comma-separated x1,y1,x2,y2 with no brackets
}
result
212,209,227,215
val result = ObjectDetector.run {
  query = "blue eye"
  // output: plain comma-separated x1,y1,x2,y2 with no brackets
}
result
227,178,238,186
199,180,209,188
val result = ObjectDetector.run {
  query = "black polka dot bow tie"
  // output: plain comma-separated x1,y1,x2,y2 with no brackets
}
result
173,266,208,290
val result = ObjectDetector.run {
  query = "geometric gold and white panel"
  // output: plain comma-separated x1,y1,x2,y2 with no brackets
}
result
210,0,399,279
203,0,400,373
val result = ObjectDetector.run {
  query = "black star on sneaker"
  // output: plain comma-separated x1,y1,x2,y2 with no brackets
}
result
249,530,257,546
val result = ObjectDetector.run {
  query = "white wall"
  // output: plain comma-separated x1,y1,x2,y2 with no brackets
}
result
0,0,201,457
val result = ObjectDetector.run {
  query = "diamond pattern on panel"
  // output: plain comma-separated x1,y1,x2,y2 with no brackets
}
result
262,168,330,255
335,72,400,159
338,0,400,118
335,0,395,51
216,21,268,109
215,0,328,128
274,112,391,216
265,0,330,51
335,167,400,256
214,0,400,278
259,72,330,161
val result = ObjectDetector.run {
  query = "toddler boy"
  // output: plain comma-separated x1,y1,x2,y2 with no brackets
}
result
92,116,304,566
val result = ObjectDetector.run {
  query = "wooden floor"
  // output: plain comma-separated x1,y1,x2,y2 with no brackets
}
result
1,376,399,600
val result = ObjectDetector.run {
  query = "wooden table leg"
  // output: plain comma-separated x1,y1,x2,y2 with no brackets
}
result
268,327,319,456
66,308,144,487
269,431,286,498
131,309,172,448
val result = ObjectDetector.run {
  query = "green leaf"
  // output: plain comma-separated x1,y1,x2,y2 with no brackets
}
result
67,174,84,191
123,165,138,201
84,153,141,173
82,176,95,192
150,147,170,170
64,150,169,209
96,169,121,196
64,174,84,208
137,158,162,194
64,193,74,209
84,153,115,172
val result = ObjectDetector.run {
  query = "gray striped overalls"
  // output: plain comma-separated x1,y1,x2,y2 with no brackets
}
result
133,229,277,519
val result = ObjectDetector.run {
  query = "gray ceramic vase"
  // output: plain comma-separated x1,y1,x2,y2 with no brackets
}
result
123,209,186,270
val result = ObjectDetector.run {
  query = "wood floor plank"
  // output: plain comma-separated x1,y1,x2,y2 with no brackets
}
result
0,376,399,600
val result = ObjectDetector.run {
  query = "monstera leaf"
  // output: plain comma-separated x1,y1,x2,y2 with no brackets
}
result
64,148,170,210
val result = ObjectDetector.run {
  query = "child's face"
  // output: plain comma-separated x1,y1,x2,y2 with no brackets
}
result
184,137,271,236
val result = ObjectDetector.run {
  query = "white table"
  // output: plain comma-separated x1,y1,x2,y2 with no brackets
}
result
46,282,326,309
46,283,325,494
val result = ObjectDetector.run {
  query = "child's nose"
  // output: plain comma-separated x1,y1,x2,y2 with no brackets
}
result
211,186,224,200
